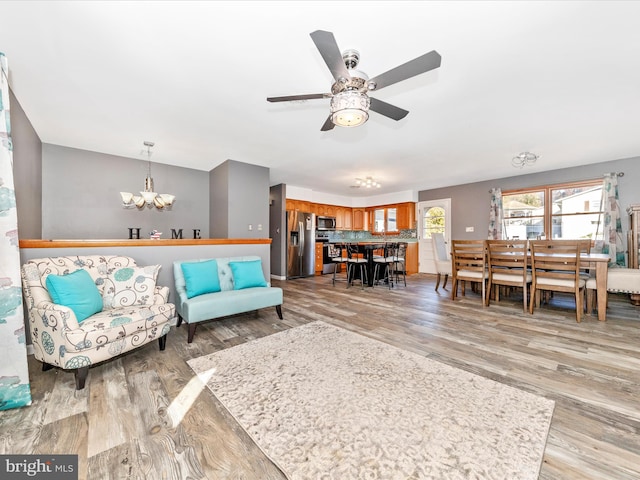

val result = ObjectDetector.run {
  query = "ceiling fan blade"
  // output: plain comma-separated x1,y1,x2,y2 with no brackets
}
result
369,50,441,91
369,97,409,121
310,30,350,82
267,93,330,102
320,115,335,131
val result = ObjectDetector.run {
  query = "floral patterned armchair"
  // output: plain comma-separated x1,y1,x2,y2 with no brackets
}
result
21,255,176,389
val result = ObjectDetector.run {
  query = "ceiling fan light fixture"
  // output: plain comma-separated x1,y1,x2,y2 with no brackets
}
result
330,91,370,128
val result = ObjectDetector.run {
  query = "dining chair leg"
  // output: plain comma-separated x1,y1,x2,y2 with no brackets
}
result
575,291,582,323
435,273,441,291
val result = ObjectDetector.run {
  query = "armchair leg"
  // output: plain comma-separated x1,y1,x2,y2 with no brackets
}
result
176,314,183,328
276,304,283,319
187,323,197,344
158,334,167,351
42,362,54,372
75,366,89,390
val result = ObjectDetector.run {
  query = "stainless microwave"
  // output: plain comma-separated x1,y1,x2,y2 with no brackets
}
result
317,216,336,231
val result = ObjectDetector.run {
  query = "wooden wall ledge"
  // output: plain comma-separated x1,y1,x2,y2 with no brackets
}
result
19,238,272,248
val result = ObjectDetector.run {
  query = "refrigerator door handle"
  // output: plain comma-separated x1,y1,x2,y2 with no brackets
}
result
299,221,304,256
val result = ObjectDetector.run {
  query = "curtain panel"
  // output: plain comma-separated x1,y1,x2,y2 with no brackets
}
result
599,173,625,267
488,187,503,240
0,52,32,410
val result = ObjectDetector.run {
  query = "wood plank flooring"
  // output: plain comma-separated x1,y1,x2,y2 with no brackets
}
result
1,273,639,479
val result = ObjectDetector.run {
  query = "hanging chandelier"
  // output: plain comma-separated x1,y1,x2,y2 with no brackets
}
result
120,141,175,210
512,152,539,168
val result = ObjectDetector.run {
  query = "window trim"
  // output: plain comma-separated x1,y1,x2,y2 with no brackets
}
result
502,178,603,241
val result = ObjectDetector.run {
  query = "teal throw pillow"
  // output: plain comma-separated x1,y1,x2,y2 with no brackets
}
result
229,260,267,290
45,269,103,322
181,260,221,299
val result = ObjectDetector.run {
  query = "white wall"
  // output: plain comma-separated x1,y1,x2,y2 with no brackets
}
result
286,185,417,207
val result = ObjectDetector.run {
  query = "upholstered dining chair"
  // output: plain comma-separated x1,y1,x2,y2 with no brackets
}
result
451,239,488,303
485,239,531,312
431,233,451,291
529,240,586,322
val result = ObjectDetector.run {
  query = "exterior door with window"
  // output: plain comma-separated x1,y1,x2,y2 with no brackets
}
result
418,199,451,273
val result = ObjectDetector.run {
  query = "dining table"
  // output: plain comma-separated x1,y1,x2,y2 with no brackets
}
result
578,252,610,321
468,241,611,321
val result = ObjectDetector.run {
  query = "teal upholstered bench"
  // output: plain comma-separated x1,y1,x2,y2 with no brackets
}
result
173,256,283,343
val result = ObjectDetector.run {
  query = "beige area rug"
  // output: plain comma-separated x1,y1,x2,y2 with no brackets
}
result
188,321,554,479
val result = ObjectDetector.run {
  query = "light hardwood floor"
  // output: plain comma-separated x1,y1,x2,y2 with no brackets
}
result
1,273,639,479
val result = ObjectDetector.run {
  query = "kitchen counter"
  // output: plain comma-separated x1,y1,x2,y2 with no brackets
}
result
327,240,419,275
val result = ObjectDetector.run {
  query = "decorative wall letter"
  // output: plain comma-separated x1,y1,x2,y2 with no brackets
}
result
128,228,141,239
193,229,201,239
171,228,183,239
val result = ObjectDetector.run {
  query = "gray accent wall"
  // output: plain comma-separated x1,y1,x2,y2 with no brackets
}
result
10,89,42,239
269,183,287,278
418,156,640,241
42,144,209,239
209,159,269,239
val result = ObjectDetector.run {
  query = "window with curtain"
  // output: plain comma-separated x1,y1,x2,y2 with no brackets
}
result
502,179,603,241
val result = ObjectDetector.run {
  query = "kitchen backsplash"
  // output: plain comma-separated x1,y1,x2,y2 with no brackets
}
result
328,229,417,241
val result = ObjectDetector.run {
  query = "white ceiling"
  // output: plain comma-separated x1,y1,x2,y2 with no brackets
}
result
1,1,639,197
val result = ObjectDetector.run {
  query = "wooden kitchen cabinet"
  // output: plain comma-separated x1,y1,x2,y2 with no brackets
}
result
336,206,352,230
352,208,366,230
335,207,345,230
405,242,418,274
286,199,311,212
315,242,324,275
397,202,416,230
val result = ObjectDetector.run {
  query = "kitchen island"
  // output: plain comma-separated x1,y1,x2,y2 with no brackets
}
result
329,241,417,286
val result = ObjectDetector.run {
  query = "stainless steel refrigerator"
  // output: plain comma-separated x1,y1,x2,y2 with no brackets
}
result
287,210,315,278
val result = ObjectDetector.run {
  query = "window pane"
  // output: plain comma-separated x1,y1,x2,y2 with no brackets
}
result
551,213,603,240
551,186,602,214
387,208,397,232
503,191,544,219
374,209,385,232
423,207,445,239
503,217,545,240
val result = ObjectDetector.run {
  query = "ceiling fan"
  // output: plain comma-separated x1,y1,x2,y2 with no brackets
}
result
267,30,441,131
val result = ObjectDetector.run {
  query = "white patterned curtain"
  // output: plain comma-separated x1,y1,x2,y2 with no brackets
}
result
0,52,32,409
488,187,503,239
599,173,625,267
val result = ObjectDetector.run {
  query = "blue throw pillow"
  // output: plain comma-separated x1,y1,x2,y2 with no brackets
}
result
45,269,103,323
181,260,221,299
229,260,267,290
